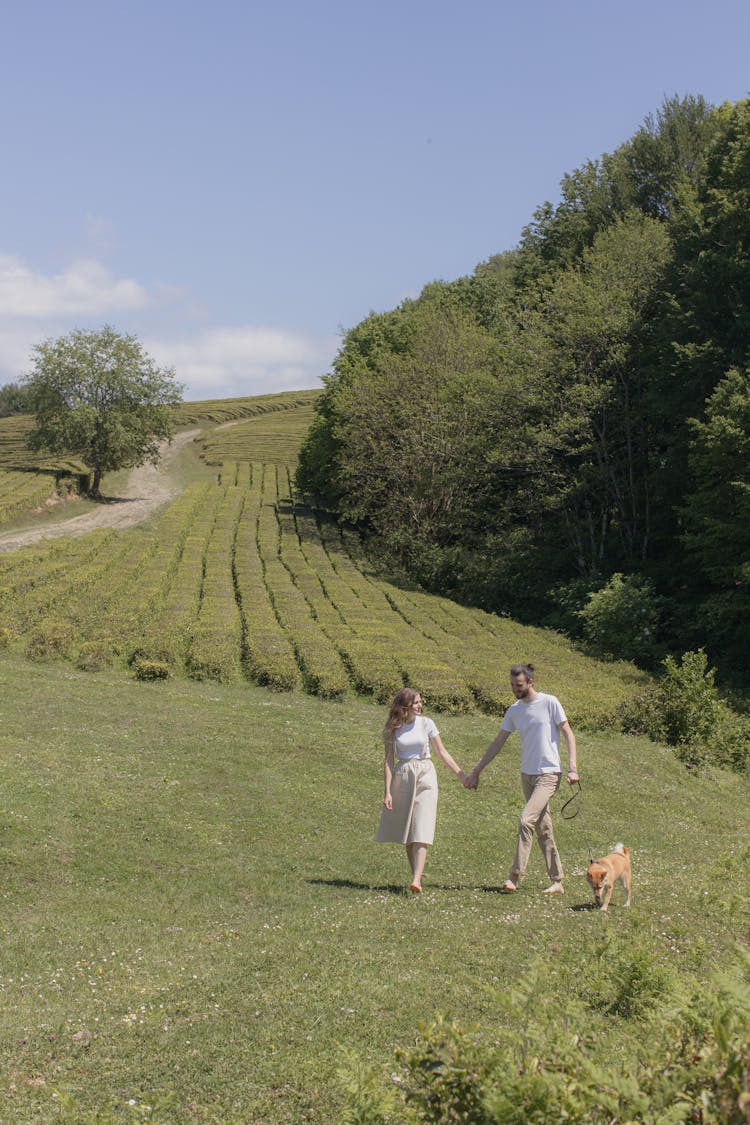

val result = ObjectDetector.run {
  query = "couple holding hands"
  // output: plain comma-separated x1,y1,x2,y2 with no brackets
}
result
375,664,579,894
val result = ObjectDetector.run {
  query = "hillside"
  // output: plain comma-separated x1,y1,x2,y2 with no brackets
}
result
0,653,747,1122
0,391,748,1121
0,391,644,726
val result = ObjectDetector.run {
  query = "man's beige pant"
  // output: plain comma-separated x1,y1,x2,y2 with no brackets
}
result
510,772,563,883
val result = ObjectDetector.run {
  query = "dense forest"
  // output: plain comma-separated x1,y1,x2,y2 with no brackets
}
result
297,95,750,689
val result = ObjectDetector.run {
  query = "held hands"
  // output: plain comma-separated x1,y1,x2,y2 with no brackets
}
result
462,768,480,790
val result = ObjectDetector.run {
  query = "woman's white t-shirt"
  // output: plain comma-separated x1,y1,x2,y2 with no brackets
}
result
393,715,439,760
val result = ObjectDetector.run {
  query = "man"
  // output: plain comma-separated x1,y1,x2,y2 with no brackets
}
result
464,664,579,894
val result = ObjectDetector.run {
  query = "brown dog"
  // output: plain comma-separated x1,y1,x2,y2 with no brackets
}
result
586,843,631,911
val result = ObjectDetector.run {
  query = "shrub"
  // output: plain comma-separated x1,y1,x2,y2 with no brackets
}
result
132,658,171,681
398,1016,497,1124
616,648,749,771
583,939,674,1019
713,708,750,774
578,572,663,665
390,965,750,1124
545,575,605,637
578,571,663,666
129,641,179,669
337,1049,397,1125
658,648,721,748
25,619,75,661
76,640,115,672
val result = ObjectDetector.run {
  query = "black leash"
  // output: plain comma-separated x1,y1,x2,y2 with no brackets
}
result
559,780,595,864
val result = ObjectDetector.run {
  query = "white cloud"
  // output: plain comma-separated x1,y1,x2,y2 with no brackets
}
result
0,325,40,381
0,253,149,317
146,326,337,400
0,251,338,401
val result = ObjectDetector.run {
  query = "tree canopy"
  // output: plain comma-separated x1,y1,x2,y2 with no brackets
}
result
23,326,183,494
0,381,31,417
297,95,750,686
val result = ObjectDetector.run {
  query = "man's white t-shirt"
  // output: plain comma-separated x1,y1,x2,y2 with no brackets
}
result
393,715,439,760
500,693,567,774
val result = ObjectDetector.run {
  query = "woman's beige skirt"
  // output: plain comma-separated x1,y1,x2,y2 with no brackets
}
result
376,759,438,845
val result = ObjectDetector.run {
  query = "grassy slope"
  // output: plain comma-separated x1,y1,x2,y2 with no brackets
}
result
1,653,748,1122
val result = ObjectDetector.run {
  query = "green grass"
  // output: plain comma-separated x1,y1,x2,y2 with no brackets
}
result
0,415,88,474
172,389,320,427
0,652,748,1122
0,468,645,724
193,405,318,465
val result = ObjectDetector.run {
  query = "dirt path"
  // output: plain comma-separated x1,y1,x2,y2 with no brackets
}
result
0,430,200,554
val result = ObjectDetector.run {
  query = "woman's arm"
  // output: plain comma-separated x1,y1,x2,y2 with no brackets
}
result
383,739,395,809
430,734,466,782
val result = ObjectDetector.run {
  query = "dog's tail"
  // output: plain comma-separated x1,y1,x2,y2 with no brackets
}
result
613,842,629,855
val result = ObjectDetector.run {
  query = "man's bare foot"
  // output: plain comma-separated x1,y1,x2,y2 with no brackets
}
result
542,882,564,894
410,882,422,894
501,879,518,892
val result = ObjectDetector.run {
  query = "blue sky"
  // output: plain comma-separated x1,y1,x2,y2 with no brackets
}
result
1,0,748,402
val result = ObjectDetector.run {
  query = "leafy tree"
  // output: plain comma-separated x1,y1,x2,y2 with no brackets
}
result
682,365,750,587
318,304,507,550
299,95,750,672
525,212,673,574
514,95,716,290
0,381,31,417
23,326,182,495
678,366,750,675
650,98,750,560
578,571,663,666
608,93,718,221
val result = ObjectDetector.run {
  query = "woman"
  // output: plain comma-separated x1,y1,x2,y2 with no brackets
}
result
375,687,466,892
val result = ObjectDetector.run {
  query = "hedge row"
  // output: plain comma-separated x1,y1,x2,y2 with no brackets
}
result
0,532,117,635
195,406,317,467
0,456,645,718
172,388,320,427
288,497,403,703
129,483,218,675
0,415,87,473
0,469,58,524
23,532,145,664
233,464,299,691
314,516,475,713
80,482,213,668
338,524,644,727
257,465,349,698
185,485,244,683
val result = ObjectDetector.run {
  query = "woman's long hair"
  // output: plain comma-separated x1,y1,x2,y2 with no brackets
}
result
384,688,421,738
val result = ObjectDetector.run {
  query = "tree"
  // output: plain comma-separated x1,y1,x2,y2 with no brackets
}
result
650,99,750,552
23,326,183,495
524,212,673,574
0,381,31,417
682,365,750,587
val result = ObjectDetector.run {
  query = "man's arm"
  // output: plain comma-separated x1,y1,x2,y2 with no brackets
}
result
464,728,511,788
560,720,579,783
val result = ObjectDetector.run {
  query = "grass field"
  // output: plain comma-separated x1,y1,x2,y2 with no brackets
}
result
0,460,644,726
0,388,320,528
1,652,748,1122
192,405,318,466
1,392,747,1120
